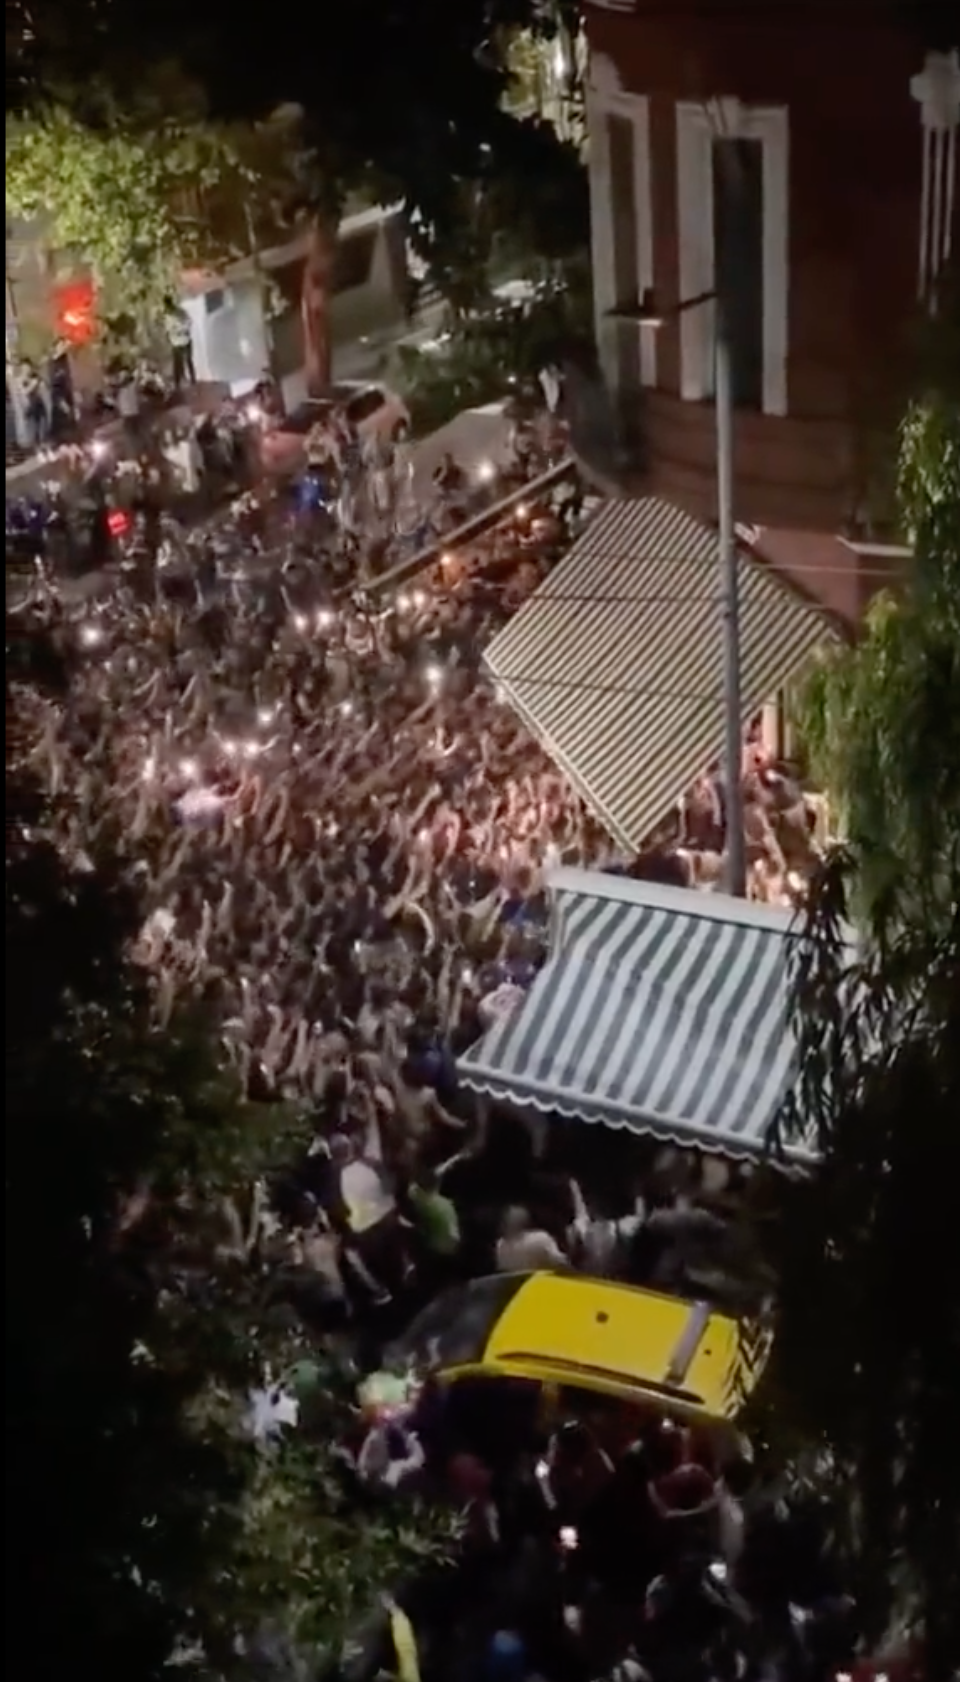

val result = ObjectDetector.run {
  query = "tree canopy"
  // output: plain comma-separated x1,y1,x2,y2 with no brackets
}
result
6,73,270,337
766,394,960,1671
798,394,960,924
7,0,588,376
6,760,246,1679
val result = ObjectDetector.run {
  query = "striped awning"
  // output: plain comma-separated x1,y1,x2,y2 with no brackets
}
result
485,496,837,851
458,869,817,1162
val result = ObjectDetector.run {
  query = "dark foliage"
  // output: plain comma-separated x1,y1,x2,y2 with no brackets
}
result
10,0,585,241
764,396,960,1671
5,618,457,1678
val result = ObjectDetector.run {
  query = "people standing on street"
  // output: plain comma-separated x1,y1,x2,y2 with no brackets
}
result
538,364,562,416
116,366,142,448
167,305,196,388
163,425,203,496
48,340,77,441
253,368,281,419
23,363,49,448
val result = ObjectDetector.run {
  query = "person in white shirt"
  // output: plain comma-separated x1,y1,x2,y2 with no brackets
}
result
495,1206,567,1274
329,1129,407,1306
117,373,140,421
538,363,562,414
717,1478,746,1565
116,370,142,449
166,306,195,386
181,428,203,493
566,1178,647,1276
339,1150,396,1234
163,428,203,495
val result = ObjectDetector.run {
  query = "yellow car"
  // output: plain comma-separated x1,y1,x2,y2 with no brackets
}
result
388,1271,770,1431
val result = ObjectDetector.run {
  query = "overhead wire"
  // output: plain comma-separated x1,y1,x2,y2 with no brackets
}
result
395,530,885,702
424,554,913,588
390,518,912,590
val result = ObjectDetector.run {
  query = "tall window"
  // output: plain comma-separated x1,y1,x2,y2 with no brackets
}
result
608,112,641,395
588,74,656,398
712,137,765,410
675,103,788,415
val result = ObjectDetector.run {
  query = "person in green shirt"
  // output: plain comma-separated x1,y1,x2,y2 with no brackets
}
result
407,1168,461,1261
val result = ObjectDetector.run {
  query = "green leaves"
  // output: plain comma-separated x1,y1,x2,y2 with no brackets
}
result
9,0,590,356
770,399,960,1669
795,395,960,928
231,1420,460,1661
209,1349,462,1661
399,258,592,432
6,74,282,339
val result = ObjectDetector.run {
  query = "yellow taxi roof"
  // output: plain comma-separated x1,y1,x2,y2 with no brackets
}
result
483,1273,750,1421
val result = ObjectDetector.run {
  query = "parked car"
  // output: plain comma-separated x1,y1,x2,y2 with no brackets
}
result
383,1270,772,1453
258,381,409,476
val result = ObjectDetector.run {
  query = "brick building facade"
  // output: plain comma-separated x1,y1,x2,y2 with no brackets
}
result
578,0,959,624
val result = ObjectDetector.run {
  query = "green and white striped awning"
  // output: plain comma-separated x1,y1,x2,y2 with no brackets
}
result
484,496,837,852
458,869,819,1162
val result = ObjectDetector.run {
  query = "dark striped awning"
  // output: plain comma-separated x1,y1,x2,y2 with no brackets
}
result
458,869,817,1162
484,496,837,852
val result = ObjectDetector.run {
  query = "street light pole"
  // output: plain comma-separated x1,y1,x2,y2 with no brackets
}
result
713,295,747,897
606,267,748,893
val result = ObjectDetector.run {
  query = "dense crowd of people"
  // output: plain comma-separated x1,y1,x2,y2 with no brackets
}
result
8,388,862,1681
13,416,595,1099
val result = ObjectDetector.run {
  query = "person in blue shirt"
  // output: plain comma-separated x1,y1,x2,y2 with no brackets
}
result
485,1630,530,1682
297,466,330,513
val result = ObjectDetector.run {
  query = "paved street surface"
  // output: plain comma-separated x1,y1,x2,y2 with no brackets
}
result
6,292,448,498
6,397,518,611
5,383,231,500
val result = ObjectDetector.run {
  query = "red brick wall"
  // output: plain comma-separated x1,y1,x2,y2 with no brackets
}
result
585,0,926,531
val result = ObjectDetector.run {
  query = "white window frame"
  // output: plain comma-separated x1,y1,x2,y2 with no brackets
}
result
587,59,656,390
675,100,789,416
910,51,960,306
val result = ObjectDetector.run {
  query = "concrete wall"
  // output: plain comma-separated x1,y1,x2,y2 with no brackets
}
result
183,205,410,402
183,280,271,395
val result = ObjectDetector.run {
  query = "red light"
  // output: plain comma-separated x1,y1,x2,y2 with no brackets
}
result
107,510,131,538
53,278,97,346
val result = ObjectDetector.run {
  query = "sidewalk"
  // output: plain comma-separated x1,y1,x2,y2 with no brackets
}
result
7,300,450,494
277,300,447,410
5,383,231,500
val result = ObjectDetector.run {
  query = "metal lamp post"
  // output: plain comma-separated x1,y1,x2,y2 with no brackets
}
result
712,291,747,898
607,284,747,896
